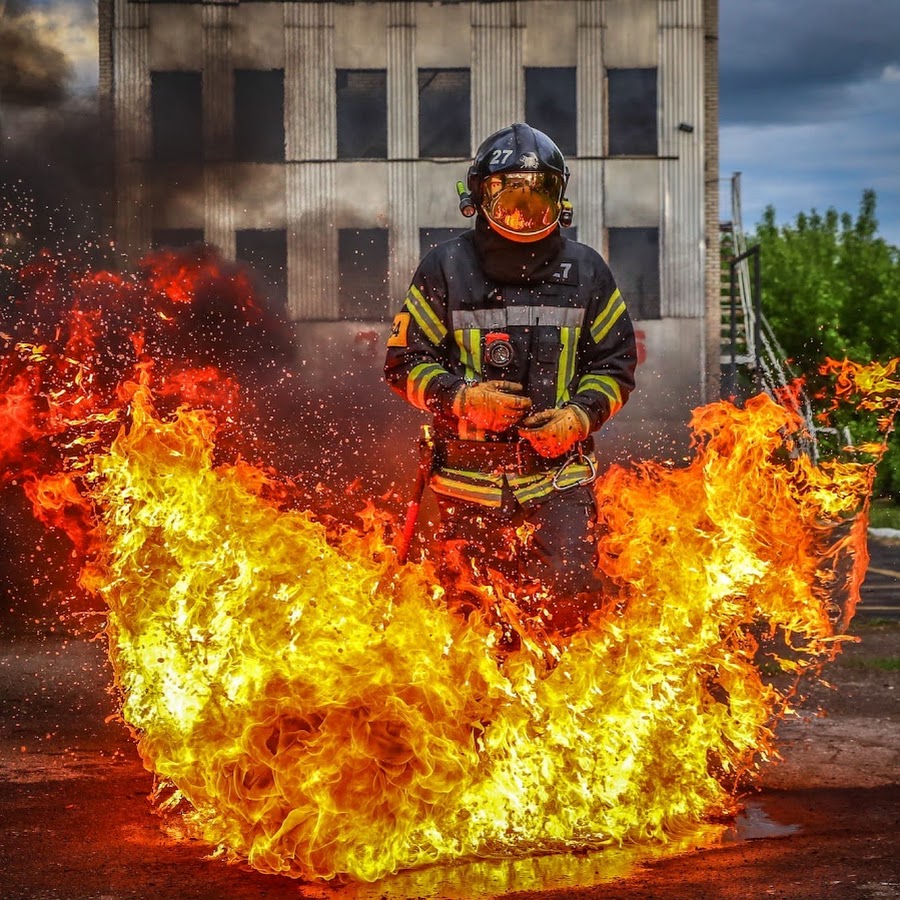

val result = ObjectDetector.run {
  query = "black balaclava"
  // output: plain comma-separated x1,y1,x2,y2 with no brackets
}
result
472,216,566,286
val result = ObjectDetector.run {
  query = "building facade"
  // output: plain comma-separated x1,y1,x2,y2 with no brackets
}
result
99,0,720,458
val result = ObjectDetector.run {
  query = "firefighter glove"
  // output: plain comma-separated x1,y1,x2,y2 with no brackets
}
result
518,404,591,458
453,380,532,433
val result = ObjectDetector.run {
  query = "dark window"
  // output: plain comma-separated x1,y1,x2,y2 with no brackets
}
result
608,68,657,156
151,228,204,249
338,228,389,321
419,69,470,158
525,67,577,157
151,71,202,162
234,69,285,163
336,69,388,160
235,228,288,312
419,227,470,256
608,227,660,319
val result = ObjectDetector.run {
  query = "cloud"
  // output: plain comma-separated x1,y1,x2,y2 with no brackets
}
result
719,1,900,245
0,1,98,107
720,76,900,246
719,0,900,125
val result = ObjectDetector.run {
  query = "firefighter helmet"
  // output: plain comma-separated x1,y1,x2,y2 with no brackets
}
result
466,123,570,243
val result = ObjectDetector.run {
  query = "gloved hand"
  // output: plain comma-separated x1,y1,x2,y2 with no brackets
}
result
453,380,532,433
518,404,591,458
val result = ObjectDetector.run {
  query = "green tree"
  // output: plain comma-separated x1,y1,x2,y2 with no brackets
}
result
750,190,900,498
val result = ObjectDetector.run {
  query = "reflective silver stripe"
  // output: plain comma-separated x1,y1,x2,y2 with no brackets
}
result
451,306,585,330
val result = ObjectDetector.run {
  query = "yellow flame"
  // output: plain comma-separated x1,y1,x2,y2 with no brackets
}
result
80,384,875,883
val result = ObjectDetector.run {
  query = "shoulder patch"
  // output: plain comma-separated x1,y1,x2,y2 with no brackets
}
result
387,312,411,348
550,260,579,285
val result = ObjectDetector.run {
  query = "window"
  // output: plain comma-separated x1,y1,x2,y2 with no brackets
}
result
607,68,657,156
151,71,202,162
607,227,660,320
419,227,470,257
234,69,285,163
151,228,204,249
525,67,576,156
235,228,288,312
419,69,470,158
338,228,389,321
336,69,388,160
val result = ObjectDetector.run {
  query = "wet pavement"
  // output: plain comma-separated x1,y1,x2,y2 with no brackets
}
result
859,531,900,620
0,532,899,899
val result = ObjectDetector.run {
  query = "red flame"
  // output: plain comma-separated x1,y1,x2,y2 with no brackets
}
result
0,245,895,883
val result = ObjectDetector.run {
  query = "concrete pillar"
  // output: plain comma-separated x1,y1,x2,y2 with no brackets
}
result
576,1,606,252
284,3,338,320
471,1,523,144
659,0,705,319
112,0,149,261
203,3,234,259
388,3,417,303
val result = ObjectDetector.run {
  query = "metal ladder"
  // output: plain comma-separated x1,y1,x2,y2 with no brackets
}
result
720,173,825,461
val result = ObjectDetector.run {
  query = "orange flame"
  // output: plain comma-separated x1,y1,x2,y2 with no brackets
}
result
79,386,877,882
1,248,894,883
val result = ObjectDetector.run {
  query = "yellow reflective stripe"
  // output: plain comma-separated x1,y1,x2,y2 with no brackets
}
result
590,288,625,344
552,461,594,489
578,373,623,415
555,326,579,405
454,328,484,440
430,469,503,507
507,474,555,504
405,286,447,346
406,362,444,411
455,328,482,382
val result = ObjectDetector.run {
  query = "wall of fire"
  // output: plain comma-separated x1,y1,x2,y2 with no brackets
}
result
100,0,719,468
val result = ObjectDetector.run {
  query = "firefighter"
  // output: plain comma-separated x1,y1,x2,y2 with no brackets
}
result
384,123,637,631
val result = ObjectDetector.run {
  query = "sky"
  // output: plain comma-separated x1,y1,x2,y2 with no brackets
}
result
719,0,900,245
1,0,899,246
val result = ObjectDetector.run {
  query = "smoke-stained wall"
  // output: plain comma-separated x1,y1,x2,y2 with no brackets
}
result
99,0,719,468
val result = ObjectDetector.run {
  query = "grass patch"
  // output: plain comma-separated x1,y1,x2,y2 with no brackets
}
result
869,499,900,530
843,657,900,672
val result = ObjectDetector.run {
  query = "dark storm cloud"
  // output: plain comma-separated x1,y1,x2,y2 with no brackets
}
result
720,0,900,125
0,12,72,107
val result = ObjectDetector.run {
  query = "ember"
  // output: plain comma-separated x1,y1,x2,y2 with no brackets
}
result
1,248,896,883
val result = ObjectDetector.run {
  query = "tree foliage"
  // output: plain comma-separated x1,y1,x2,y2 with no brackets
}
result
750,190,900,498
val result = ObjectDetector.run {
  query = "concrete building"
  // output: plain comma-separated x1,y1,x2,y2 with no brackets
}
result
99,0,719,463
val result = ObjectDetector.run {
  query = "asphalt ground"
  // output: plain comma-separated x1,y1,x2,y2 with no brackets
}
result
859,531,900,620
0,533,898,899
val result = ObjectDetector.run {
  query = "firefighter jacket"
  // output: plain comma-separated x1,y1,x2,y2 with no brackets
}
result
384,230,637,508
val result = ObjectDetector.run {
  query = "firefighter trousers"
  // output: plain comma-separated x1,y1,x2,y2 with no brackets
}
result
434,480,606,603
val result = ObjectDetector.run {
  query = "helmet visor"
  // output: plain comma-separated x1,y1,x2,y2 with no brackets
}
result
481,172,565,239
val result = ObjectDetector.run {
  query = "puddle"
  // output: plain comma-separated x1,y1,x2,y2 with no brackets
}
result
722,798,800,842
294,800,800,899
294,825,728,899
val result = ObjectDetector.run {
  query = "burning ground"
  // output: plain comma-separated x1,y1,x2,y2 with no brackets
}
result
0,247,897,885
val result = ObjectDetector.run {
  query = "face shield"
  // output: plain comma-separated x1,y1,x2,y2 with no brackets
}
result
480,171,566,243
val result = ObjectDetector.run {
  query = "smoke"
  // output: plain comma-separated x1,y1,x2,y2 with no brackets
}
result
0,11,72,107
0,0,107,258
